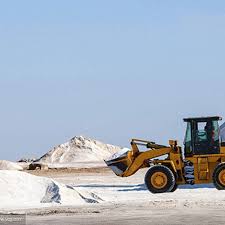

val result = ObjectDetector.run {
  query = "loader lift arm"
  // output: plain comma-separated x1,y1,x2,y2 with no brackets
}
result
122,139,171,177
105,138,173,178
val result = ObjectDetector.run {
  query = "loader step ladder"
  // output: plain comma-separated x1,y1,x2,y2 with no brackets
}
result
197,157,209,180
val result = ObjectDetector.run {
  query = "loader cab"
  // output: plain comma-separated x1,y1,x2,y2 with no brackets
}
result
183,116,221,156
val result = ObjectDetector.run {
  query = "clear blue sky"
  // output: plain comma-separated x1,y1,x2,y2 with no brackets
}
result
0,0,225,160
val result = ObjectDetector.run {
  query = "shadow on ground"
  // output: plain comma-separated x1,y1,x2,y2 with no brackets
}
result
74,184,147,191
117,183,215,192
74,183,215,192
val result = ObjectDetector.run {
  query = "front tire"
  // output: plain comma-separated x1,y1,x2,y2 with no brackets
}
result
213,163,225,190
145,165,176,194
170,183,178,192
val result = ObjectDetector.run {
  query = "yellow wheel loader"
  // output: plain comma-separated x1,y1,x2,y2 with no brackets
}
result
105,116,225,193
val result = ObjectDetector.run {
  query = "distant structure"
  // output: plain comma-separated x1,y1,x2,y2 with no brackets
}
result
28,162,49,171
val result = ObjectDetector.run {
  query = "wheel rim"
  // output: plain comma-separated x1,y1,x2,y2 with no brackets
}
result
151,171,168,189
218,169,225,186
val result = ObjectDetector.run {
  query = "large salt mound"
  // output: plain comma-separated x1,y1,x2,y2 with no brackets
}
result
37,136,122,165
0,160,23,170
0,170,101,209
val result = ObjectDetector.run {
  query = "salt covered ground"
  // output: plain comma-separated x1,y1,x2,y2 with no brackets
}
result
45,168,225,208
1,168,225,224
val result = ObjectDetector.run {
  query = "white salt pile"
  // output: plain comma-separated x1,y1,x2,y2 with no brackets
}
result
0,170,102,209
37,136,122,166
0,160,23,170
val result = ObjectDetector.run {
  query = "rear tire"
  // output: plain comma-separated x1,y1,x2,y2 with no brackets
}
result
213,163,225,190
145,165,176,194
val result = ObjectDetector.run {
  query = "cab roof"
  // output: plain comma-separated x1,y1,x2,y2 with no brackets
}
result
183,116,222,123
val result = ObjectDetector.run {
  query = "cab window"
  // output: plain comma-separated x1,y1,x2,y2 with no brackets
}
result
195,122,207,143
184,122,192,155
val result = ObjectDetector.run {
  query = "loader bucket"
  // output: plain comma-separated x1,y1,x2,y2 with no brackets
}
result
105,149,132,176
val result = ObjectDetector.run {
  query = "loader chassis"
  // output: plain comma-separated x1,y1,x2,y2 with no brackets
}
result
105,116,225,193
